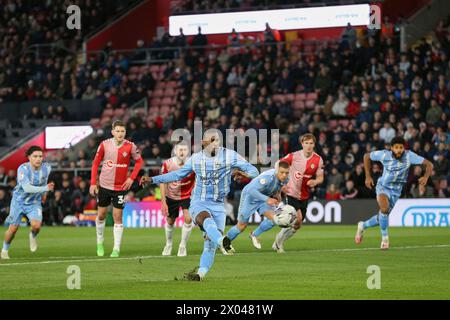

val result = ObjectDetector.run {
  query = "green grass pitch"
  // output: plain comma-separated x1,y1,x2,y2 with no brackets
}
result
0,225,449,300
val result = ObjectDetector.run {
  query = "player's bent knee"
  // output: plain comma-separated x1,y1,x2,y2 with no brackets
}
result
195,211,211,227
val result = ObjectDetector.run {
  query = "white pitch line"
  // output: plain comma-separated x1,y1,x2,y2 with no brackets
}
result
0,244,449,267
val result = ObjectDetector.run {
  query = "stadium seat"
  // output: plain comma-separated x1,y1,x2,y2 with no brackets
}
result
152,89,164,98
164,88,176,97
150,98,162,107
150,65,159,73
295,93,306,101
162,97,174,106
102,109,114,117
113,108,125,117
328,120,338,129
272,94,283,102
306,92,318,100
305,100,315,108
285,94,295,101
294,100,305,110
339,119,350,127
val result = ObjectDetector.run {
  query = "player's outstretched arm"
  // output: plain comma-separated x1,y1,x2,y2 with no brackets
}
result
418,159,434,186
231,151,259,179
149,157,194,185
364,152,374,189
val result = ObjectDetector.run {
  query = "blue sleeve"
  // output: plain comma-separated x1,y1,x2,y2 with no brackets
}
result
370,150,385,161
409,151,425,165
17,165,49,193
231,151,259,179
247,176,270,202
22,184,49,193
152,157,194,184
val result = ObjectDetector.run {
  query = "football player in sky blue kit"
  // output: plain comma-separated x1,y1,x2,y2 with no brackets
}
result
140,131,259,280
1,146,54,259
355,137,433,249
227,161,290,249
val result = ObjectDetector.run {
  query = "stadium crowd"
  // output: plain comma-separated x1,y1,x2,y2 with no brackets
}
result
0,1,449,225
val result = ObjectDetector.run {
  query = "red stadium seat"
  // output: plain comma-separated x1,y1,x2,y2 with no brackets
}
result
139,65,149,74
164,88,176,97
293,100,305,110
113,108,125,117
339,119,350,127
272,94,283,102
295,93,306,101
305,100,315,108
306,92,318,100
162,97,173,105
102,109,114,117
150,98,162,106
152,89,164,98
150,65,159,73
285,94,295,101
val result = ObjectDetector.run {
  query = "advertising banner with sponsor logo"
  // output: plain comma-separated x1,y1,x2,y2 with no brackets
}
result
123,201,262,228
389,199,450,227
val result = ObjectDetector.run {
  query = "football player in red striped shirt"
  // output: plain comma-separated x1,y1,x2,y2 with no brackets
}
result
90,120,144,257
160,141,196,257
273,133,324,253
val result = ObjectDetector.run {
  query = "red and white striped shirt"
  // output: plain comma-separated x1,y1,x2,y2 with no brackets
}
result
280,150,324,201
160,157,195,200
90,138,144,191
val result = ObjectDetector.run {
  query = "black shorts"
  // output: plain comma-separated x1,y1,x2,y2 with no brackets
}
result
285,195,308,221
165,197,190,220
97,187,127,209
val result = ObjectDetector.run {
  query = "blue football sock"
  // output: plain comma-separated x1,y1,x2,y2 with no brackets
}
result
363,214,379,229
227,225,241,241
202,217,222,248
198,238,216,276
253,218,275,237
379,212,389,237
2,241,10,251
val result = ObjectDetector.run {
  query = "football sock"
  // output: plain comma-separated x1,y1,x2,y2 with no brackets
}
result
226,225,241,241
96,218,105,244
31,230,39,238
180,222,193,247
202,217,222,248
278,227,296,245
253,218,275,237
363,214,379,229
199,238,216,276
379,212,389,238
165,223,174,246
2,241,10,251
113,224,123,251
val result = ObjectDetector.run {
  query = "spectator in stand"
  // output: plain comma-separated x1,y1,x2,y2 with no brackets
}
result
0,188,10,224
325,184,341,200
28,106,43,120
411,183,435,198
340,180,359,200
332,91,349,117
379,122,396,143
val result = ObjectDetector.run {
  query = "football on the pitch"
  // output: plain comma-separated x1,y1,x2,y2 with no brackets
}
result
274,204,297,228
